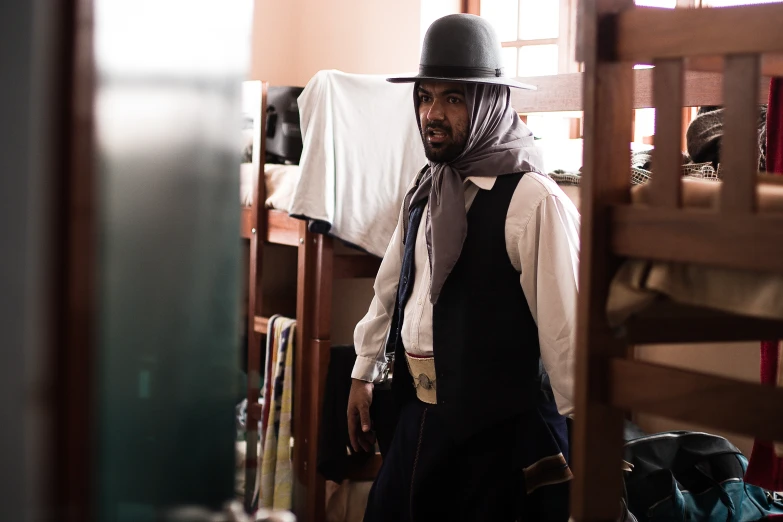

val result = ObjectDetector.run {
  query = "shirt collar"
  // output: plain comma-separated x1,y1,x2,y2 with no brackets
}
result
465,176,496,191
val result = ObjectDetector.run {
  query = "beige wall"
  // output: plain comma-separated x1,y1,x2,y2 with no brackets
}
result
250,0,423,87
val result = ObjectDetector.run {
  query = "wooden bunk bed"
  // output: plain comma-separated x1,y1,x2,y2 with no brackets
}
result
240,81,383,522
241,5,783,514
565,2,783,521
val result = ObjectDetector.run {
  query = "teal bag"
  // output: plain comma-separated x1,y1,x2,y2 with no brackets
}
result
623,431,783,521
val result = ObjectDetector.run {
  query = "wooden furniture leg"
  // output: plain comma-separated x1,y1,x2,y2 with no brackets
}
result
293,224,333,522
571,1,635,520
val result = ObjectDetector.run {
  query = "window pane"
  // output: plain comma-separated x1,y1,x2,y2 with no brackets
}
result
634,108,656,144
527,113,575,140
480,0,519,42
519,0,559,40
502,46,518,77
518,44,558,77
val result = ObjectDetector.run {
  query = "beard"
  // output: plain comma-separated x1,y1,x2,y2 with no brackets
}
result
421,122,468,163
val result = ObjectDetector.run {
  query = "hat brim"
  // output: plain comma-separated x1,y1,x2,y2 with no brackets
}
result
386,74,536,91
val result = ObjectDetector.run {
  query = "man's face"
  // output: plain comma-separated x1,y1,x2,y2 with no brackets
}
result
417,82,469,163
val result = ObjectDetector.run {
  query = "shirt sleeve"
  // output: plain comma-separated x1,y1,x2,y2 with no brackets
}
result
516,193,580,417
351,204,404,382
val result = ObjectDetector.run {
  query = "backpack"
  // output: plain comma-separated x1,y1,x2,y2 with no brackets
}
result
623,431,783,522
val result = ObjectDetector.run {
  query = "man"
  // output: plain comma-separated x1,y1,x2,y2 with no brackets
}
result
347,14,580,522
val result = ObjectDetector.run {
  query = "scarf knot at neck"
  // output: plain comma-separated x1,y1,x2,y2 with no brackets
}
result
404,83,544,304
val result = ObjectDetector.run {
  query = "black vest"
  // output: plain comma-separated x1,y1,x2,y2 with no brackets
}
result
388,173,546,442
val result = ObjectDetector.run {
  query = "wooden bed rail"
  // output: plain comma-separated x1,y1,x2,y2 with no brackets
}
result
611,7,779,268
609,359,783,442
509,69,770,114
612,207,783,273
616,4,783,64
571,1,783,520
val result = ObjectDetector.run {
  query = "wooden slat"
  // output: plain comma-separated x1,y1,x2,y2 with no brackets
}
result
511,72,582,113
721,55,760,215
687,54,783,79
612,206,783,273
293,222,331,522
253,315,268,334
649,59,684,208
244,80,267,510
240,206,252,239
617,4,783,63
306,338,331,522
266,209,300,246
293,221,314,493
62,0,97,518
622,302,783,344
571,0,634,519
313,235,334,340
609,358,783,442
461,0,479,15
333,254,382,279
510,69,769,113
511,73,582,112
247,402,263,422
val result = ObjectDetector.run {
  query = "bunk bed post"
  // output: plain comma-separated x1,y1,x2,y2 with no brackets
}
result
245,80,268,510
292,221,313,516
572,0,635,520
292,224,333,522
308,234,334,522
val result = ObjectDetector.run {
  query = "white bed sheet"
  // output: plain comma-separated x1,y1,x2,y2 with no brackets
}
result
288,70,426,257
240,163,300,210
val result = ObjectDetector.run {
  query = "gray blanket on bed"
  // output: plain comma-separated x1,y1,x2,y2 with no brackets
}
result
686,105,768,172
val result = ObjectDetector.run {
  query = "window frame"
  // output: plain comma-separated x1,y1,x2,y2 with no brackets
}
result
467,0,580,76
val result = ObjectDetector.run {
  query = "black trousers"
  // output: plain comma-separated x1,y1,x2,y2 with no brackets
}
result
364,400,570,522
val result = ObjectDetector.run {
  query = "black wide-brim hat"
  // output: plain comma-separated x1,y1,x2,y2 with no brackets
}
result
388,14,536,91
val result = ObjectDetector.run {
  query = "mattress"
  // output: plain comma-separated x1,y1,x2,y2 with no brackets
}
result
240,163,300,211
607,177,783,326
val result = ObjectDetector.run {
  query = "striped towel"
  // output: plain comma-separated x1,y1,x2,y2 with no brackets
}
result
255,316,296,510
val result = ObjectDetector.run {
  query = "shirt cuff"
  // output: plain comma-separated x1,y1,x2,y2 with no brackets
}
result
351,354,386,382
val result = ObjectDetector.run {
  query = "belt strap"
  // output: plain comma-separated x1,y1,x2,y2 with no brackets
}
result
405,353,437,405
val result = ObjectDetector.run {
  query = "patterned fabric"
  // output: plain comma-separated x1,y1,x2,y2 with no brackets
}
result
547,156,717,188
255,315,296,510
686,105,768,172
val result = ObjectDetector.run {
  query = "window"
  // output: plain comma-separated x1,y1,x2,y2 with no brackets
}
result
480,0,576,77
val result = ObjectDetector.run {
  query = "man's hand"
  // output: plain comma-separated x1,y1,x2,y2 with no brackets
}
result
347,378,376,453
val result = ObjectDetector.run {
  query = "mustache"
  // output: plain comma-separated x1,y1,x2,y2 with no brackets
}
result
424,122,452,133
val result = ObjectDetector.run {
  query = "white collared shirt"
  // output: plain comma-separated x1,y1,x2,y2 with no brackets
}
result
351,172,581,416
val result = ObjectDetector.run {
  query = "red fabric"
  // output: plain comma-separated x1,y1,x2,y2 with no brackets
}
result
746,77,783,492
745,339,783,491
768,78,783,173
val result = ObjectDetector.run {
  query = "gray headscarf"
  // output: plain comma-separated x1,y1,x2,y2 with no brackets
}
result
404,82,544,304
